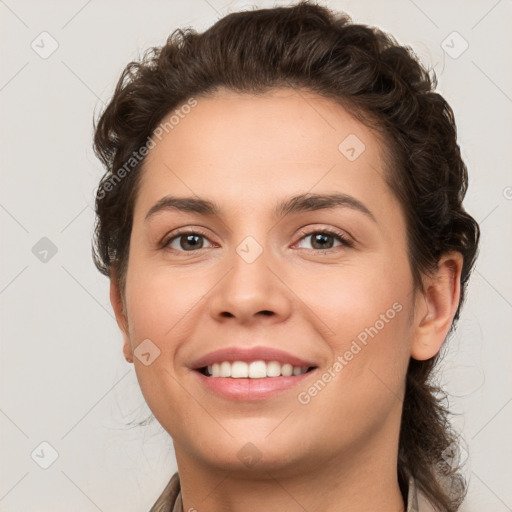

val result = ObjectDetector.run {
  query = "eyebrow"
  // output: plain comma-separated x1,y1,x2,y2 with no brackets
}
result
144,192,376,223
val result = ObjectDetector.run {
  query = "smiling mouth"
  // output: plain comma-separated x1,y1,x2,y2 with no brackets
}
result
197,360,318,378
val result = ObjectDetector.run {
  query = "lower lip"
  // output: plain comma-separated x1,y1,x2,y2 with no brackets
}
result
193,369,316,401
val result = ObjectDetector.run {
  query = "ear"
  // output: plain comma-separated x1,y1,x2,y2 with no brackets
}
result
411,251,463,361
110,268,133,364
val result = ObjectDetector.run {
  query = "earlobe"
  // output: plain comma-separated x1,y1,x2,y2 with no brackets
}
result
122,340,134,364
109,269,133,364
411,252,463,361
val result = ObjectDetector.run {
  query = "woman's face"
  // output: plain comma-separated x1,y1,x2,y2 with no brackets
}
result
115,88,419,474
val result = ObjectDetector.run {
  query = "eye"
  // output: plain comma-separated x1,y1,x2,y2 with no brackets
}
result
295,228,353,252
161,227,353,254
162,229,215,252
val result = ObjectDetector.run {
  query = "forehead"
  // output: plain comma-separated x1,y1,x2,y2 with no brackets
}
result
134,87,397,223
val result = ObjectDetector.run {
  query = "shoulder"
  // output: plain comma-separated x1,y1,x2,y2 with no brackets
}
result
407,476,439,512
149,471,181,512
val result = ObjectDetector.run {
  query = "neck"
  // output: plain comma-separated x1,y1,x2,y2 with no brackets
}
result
174,429,406,512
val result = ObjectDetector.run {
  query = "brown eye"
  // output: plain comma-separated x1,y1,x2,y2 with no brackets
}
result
164,230,214,252
308,232,336,250
175,234,204,251
296,229,353,252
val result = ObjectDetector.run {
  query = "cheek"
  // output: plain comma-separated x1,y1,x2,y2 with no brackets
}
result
125,262,207,344
301,259,410,342
296,275,412,444
123,263,206,434
299,260,412,394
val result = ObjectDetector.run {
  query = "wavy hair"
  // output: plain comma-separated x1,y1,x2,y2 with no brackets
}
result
92,2,480,510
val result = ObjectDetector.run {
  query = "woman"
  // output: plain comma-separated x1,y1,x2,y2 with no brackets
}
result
92,2,479,511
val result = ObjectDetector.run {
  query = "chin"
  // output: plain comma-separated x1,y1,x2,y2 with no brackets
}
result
192,428,314,474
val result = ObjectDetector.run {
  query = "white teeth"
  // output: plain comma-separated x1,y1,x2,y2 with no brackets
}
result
281,363,293,376
220,361,231,377
249,361,267,378
205,360,311,378
231,361,249,378
266,361,281,377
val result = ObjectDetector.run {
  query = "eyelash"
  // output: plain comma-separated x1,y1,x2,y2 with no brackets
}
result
295,227,354,252
161,227,354,254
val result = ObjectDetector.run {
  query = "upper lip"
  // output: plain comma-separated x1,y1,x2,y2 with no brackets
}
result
189,346,317,370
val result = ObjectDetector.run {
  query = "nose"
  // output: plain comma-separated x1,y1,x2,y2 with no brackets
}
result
208,240,293,326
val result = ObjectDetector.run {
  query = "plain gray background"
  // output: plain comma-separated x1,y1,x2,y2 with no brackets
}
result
1,0,511,510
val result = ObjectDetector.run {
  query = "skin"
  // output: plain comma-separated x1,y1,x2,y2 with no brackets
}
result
110,87,463,512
